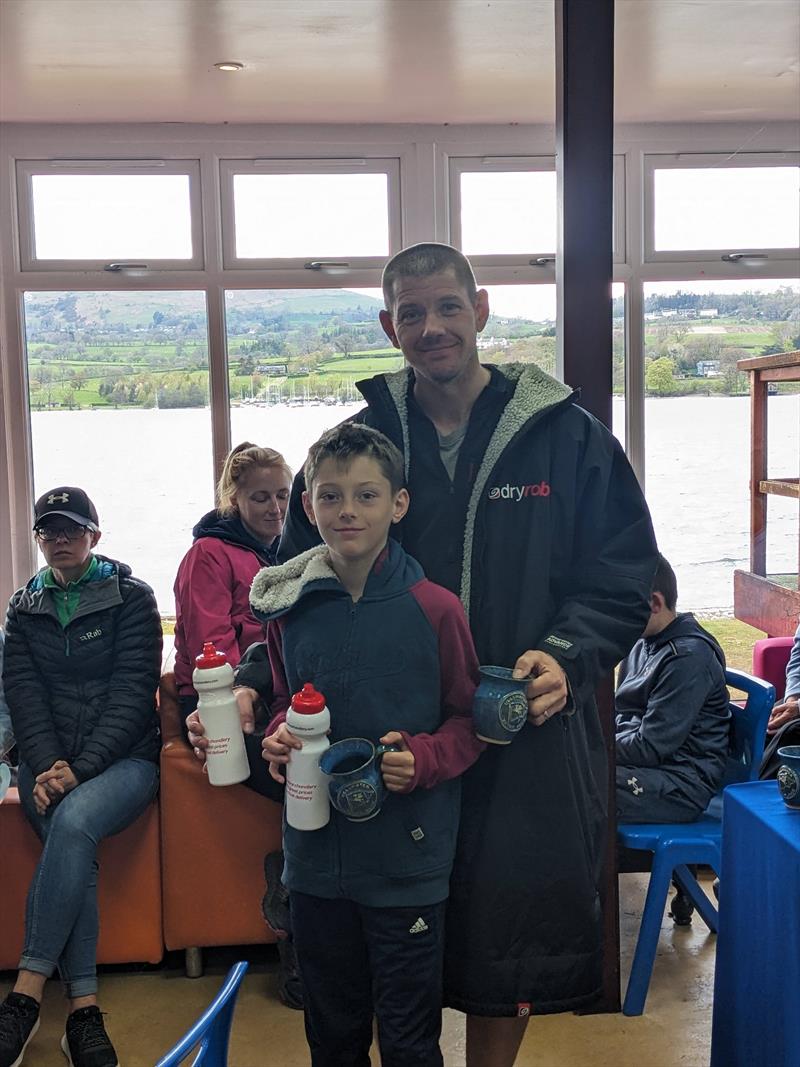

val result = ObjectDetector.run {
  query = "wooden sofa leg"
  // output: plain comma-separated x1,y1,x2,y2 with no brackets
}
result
185,947,203,978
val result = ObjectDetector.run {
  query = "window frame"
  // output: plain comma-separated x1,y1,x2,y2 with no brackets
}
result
643,151,800,264
15,158,205,273
448,154,626,271
219,157,402,271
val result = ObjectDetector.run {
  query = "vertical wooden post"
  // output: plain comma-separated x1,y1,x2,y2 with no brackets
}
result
555,0,615,428
750,368,767,576
555,0,619,1013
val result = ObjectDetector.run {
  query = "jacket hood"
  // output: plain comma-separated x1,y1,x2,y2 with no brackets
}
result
646,612,725,668
193,509,276,562
357,363,575,615
250,538,424,622
27,554,125,594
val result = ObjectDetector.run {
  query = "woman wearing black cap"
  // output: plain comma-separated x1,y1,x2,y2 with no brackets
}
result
0,486,161,1067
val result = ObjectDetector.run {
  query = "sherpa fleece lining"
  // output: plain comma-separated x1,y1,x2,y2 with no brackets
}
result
374,364,572,617
250,544,338,619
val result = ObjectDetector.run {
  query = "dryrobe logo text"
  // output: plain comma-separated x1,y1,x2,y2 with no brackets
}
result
488,482,550,501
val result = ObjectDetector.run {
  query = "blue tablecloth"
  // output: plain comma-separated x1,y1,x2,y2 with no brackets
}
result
710,781,800,1067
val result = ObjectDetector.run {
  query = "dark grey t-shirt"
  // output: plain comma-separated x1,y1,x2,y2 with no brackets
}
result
437,423,468,482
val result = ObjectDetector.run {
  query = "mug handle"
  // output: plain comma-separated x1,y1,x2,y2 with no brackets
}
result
374,743,400,762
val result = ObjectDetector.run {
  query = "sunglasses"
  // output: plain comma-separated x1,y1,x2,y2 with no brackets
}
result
34,522,90,542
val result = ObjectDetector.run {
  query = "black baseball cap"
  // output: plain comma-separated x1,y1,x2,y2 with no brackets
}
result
33,487,100,531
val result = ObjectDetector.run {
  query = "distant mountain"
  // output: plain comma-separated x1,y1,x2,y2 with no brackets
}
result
24,289,384,329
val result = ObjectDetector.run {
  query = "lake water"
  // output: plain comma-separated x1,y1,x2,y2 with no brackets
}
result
29,395,799,616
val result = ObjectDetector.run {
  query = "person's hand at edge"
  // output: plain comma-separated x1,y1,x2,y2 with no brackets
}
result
513,650,568,727
186,686,260,762
767,694,799,734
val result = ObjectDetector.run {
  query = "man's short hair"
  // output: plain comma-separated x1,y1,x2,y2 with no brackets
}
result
305,423,405,495
381,242,478,309
651,554,678,611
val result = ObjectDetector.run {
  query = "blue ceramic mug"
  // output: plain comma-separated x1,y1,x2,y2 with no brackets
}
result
777,745,800,809
472,666,530,745
319,738,400,822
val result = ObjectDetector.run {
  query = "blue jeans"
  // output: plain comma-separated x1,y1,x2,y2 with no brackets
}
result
17,758,159,998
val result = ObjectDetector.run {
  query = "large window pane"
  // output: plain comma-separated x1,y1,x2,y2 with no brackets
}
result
30,174,193,260
653,166,800,252
226,288,396,473
480,285,556,373
643,279,800,613
232,174,390,259
460,171,556,255
24,291,211,612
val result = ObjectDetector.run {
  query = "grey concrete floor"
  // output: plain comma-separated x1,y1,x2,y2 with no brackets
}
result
0,873,716,1066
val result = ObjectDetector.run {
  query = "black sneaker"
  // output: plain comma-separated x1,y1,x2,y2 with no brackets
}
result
61,1006,118,1067
261,850,291,938
276,938,304,1011
0,992,40,1067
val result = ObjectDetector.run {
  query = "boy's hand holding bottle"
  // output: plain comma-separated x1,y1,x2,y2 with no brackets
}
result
263,722,303,784
379,732,415,792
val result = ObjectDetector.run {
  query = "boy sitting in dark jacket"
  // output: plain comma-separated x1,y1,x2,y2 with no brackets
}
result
257,423,484,1067
616,554,729,824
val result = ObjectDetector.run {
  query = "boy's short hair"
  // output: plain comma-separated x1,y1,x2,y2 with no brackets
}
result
382,242,479,309
305,423,406,494
651,554,678,611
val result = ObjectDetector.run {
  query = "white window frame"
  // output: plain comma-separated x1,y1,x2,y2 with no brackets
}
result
643,151,800,265
219,157,402,271
15,158,205,272
448,154,626,272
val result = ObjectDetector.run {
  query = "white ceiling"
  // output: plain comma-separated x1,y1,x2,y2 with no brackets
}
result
0,0,798,125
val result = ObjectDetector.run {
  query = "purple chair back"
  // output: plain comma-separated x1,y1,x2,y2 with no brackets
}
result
752,637,794,703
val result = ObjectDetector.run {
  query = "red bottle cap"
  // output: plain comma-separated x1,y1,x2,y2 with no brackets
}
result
290,682,326,715
195,641,228,670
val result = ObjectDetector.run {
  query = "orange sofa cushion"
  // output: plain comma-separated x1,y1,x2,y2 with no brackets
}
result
158,673,283,951
0,788,163,970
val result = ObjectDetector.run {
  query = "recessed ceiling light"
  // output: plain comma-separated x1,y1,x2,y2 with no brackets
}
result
214,61,244,72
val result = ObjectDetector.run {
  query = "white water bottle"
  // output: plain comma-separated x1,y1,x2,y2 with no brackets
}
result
193,642,250,787
285,683,331,831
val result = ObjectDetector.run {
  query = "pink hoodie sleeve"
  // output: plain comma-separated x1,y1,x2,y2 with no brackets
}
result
174,540,240,689
399,580,485,790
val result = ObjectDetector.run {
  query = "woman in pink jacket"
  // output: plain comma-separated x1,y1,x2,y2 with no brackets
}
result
173,442,292,720
173,441,300,1009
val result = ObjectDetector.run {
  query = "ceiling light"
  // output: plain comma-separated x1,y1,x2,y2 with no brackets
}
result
214,61,244,72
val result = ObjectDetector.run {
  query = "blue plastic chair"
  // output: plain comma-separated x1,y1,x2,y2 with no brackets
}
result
617,668,774,1016
156,961,249,1066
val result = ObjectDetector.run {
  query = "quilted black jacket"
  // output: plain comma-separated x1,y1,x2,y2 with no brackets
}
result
2,555,161,782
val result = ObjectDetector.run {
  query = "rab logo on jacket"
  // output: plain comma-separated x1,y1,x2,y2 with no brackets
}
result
488,482,550,501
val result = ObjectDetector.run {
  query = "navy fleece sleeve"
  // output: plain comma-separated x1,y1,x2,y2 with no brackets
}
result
615,647,717,767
